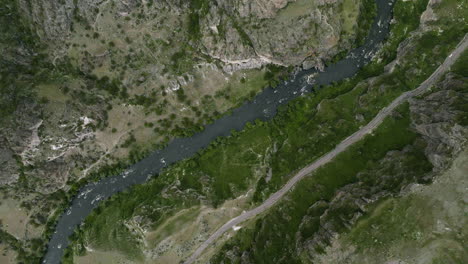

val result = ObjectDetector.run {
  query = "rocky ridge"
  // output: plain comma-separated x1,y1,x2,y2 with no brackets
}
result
19,0,357,70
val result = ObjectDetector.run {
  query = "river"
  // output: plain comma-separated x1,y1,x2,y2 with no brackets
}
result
43,0,394,262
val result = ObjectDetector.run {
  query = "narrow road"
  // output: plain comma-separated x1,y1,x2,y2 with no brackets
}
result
184,35,468,264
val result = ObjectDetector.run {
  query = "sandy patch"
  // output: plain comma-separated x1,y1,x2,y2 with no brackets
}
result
142,190,255,264
75,249,140,264
0,244,16,264
0,198,41,239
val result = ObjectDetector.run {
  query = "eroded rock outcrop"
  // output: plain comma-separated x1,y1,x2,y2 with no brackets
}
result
19,0,357,70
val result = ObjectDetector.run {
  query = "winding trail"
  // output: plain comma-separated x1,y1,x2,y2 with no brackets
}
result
183,35,468,264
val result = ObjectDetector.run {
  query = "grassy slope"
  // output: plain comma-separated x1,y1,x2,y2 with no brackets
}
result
344,152,467,263
315,47,468,264
212,102,431,263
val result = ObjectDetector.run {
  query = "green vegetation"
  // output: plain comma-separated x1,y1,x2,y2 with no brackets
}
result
211,104,432,263
169,48,196,75
349,196,437,252
354,0,377,46
187,0,210,40
0,229,33,262
344,194,467,263
451,50,468,76
199,126,272,204
0,0,44,122
263,64,292,88
330,0,375,64
379,0,430,63
450,50,468,126
1,155,147,263
148,207,201,246
66,125,273,260
0,1,72,260
320,149,468,263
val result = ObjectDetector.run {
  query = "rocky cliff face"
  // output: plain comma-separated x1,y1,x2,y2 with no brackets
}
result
18,0,110,43
410,74,468,170
19,0,357,69
200,0,347,68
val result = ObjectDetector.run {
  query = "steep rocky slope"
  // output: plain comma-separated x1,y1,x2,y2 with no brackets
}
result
20,0,359,68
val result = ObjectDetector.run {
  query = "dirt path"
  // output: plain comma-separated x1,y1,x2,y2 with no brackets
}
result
183,34,468,264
